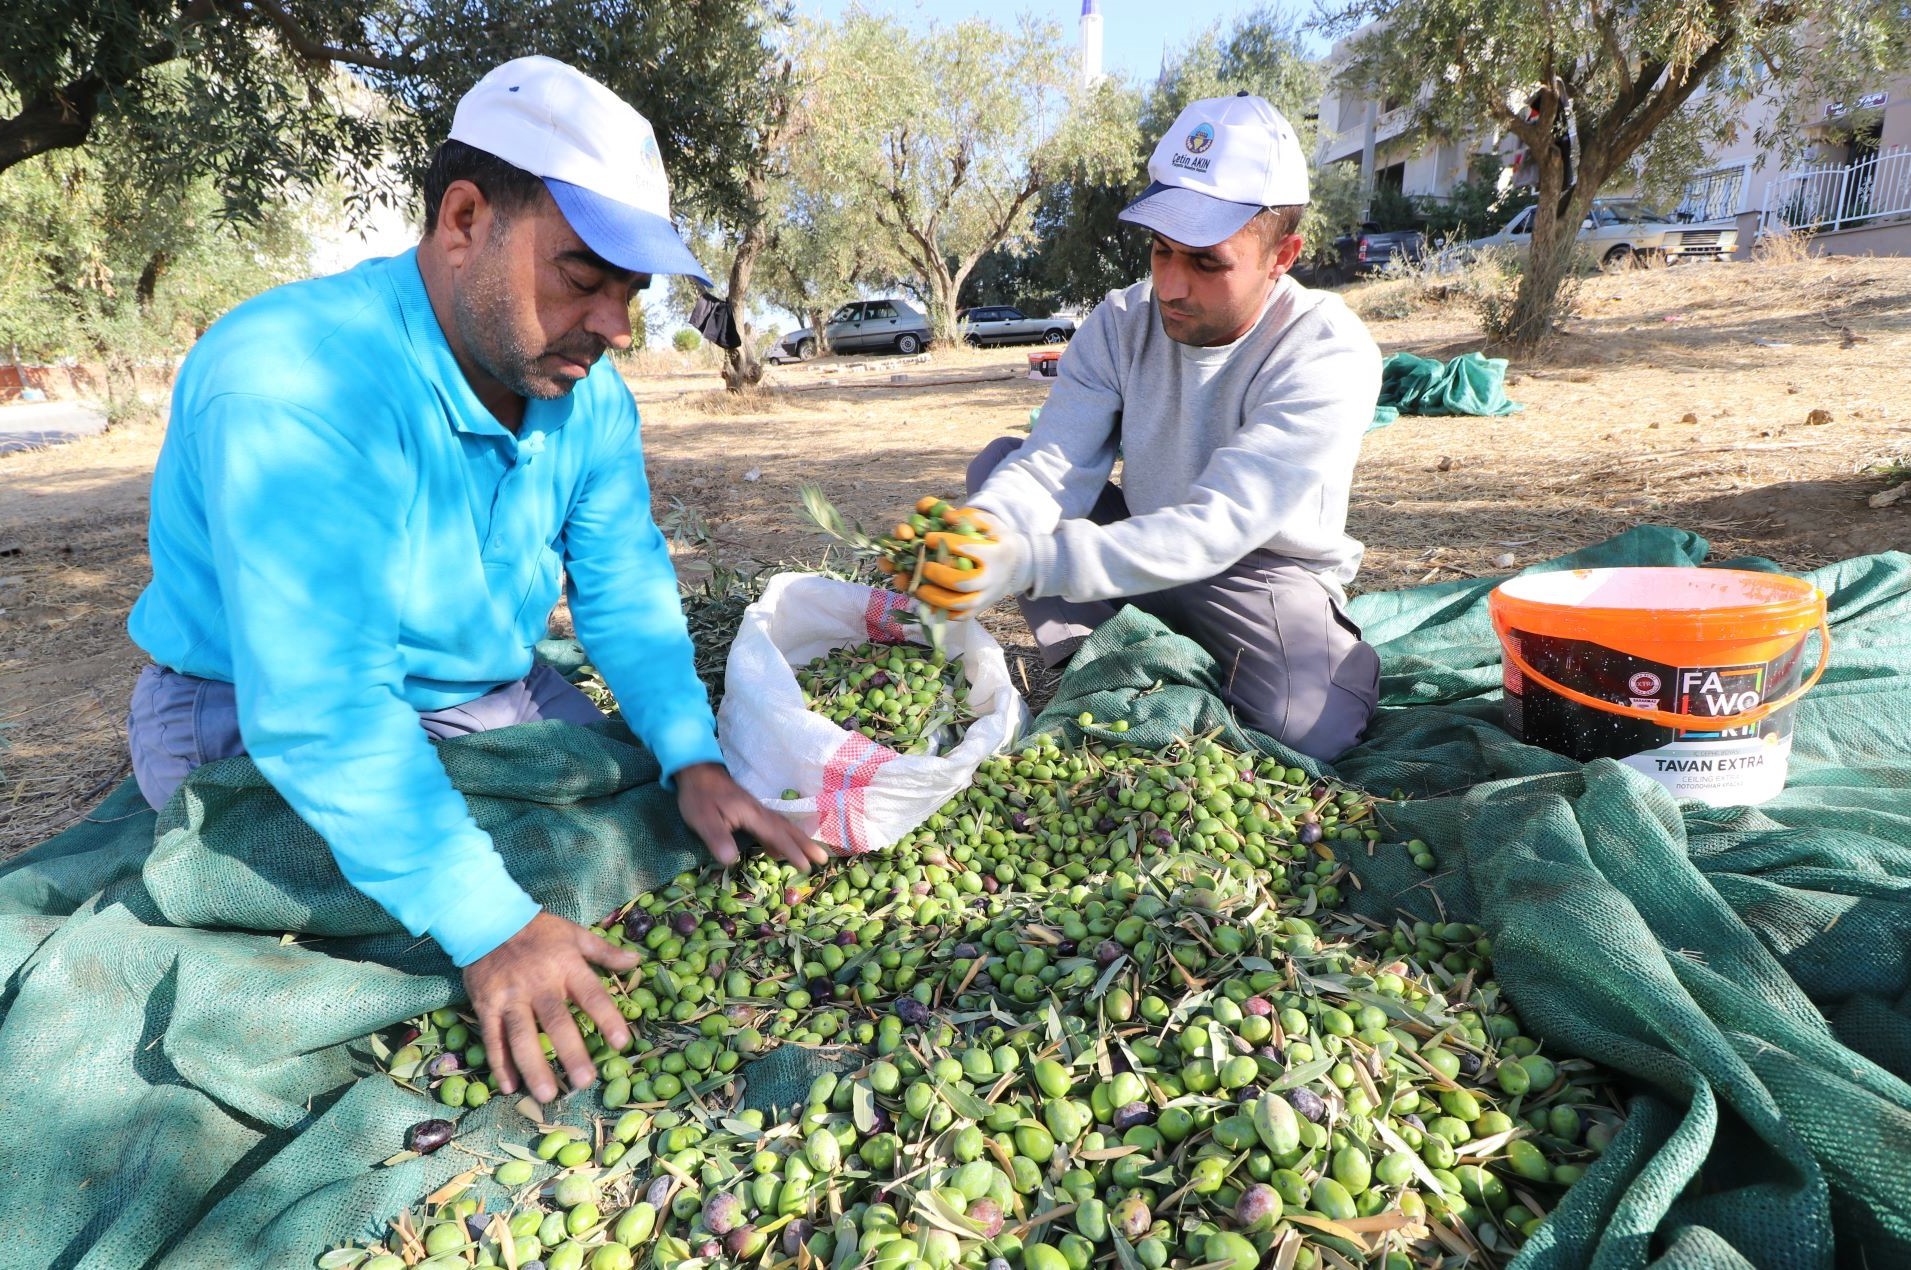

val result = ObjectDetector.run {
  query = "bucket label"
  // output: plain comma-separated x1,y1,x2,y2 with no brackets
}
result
1675,665,1770,735
1502,633,1810,808
1620,733,1793,804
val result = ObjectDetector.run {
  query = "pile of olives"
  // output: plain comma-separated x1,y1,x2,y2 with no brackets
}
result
799,641,975,755
329,733,1621,1270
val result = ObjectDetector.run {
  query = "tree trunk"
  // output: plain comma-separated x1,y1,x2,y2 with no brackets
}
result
1504,125,1595,346
721,222,768,392
136,251,170,316
926,260,960,346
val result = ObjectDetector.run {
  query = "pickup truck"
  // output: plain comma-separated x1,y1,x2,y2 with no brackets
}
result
957,306,1076,347
1329,222,1428,280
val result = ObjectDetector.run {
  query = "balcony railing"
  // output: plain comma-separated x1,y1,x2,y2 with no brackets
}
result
1760,146,1911,233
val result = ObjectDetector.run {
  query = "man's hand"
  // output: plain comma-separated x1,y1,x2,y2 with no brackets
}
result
675,762,830,872
465,910,638,1104
914,511,1034,616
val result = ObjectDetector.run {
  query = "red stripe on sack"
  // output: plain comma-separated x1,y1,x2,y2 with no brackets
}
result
864,589,912,644
817,730,901,855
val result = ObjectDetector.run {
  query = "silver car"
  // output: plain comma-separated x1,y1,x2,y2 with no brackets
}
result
770,299,933,362
1468,198,1737,268
958,306,1076,347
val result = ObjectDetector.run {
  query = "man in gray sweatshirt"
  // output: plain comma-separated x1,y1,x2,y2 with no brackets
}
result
913,94,1383,759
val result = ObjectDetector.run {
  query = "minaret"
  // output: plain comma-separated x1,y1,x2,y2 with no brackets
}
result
1079,0,1104,88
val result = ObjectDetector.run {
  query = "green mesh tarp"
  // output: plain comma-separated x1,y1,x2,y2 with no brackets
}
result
0,719,718,1269
7,525,1909,1268
1034,525,1911,1268
1371,350,1523,429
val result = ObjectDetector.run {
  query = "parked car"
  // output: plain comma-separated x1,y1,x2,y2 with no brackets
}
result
769,298,934,362
1325,222,1429,282
1466,199,1738,267
956,306,1076,347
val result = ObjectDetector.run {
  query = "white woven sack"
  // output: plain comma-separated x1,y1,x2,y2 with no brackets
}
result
717,573,1028,855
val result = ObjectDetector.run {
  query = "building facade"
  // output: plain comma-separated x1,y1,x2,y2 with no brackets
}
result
1316,30,1911,256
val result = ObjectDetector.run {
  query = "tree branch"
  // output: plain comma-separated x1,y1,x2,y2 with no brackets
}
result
1590,0,1633,89
0,71,109,171
1606,36,1736,164
233,0,413,73
0,0,409,175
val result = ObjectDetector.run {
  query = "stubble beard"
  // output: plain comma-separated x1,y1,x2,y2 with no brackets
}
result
456,228,599,400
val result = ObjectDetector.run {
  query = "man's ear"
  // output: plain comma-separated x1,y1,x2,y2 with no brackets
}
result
1270,233,1305,278
432,180,488,267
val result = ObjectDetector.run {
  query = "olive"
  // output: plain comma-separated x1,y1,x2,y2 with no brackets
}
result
966,1198,1005,1238
407,1119,454,1154
695,1191,737,1229
1235,1183,1283,1231
1288,1087,1328,1124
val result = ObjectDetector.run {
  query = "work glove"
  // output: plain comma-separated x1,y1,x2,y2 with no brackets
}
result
910,510,1033,617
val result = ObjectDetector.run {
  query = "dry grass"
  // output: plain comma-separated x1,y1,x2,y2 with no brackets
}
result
3,255,1908,854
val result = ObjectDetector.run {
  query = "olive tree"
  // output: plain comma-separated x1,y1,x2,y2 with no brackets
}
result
1320,0,1911,344
799,11,1134,341
2,0,786,226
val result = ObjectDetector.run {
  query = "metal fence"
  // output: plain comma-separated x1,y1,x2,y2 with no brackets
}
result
1761,147,1911,233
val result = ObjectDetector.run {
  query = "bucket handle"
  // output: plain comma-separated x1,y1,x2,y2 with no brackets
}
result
1491,611,1832,731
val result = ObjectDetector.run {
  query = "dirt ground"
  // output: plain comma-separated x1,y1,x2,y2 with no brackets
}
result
2,254,1907,853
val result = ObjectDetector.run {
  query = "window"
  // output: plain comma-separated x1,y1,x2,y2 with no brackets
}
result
866,302,898,320
1676,168,1745,222
830,304,859,324
999,308,1025,320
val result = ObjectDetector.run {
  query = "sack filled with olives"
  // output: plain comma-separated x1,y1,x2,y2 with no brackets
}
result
713,572,1030,855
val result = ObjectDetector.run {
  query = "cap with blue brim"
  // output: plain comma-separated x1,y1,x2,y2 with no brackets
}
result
1119,93,1311,250
449,55,713,288
545,179,711,285
1117,181,1266,250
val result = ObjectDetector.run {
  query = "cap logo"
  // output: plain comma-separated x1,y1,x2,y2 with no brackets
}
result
1185,123,1215,154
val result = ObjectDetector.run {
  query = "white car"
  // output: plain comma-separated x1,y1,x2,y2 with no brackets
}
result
957,306,1076,347
1468,199,1737,268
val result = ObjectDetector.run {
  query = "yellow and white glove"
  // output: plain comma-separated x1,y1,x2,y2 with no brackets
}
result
911,510,1033,617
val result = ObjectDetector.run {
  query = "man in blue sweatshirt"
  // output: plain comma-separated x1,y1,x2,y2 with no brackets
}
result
126,57,825,1104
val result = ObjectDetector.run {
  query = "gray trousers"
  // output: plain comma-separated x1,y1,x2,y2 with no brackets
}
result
127,662,604,810
969,437,1380,759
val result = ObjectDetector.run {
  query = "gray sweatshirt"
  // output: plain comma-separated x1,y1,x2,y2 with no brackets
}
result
971,276,1381,604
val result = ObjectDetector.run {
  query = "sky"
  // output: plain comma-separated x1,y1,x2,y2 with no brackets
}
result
795,0,1324,80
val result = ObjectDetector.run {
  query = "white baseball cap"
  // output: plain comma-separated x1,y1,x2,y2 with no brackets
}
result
1118,94,1310,249
449,56,711,286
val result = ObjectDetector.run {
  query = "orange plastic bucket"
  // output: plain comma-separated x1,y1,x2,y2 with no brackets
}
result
1488,567,1829,805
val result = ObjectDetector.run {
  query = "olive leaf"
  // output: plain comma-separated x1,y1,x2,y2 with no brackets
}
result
1268,1055,1337,1091
852,1082,879,1134
938,1081,994,1122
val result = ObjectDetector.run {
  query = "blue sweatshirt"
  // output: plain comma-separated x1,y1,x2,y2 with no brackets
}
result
129,250,722,967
